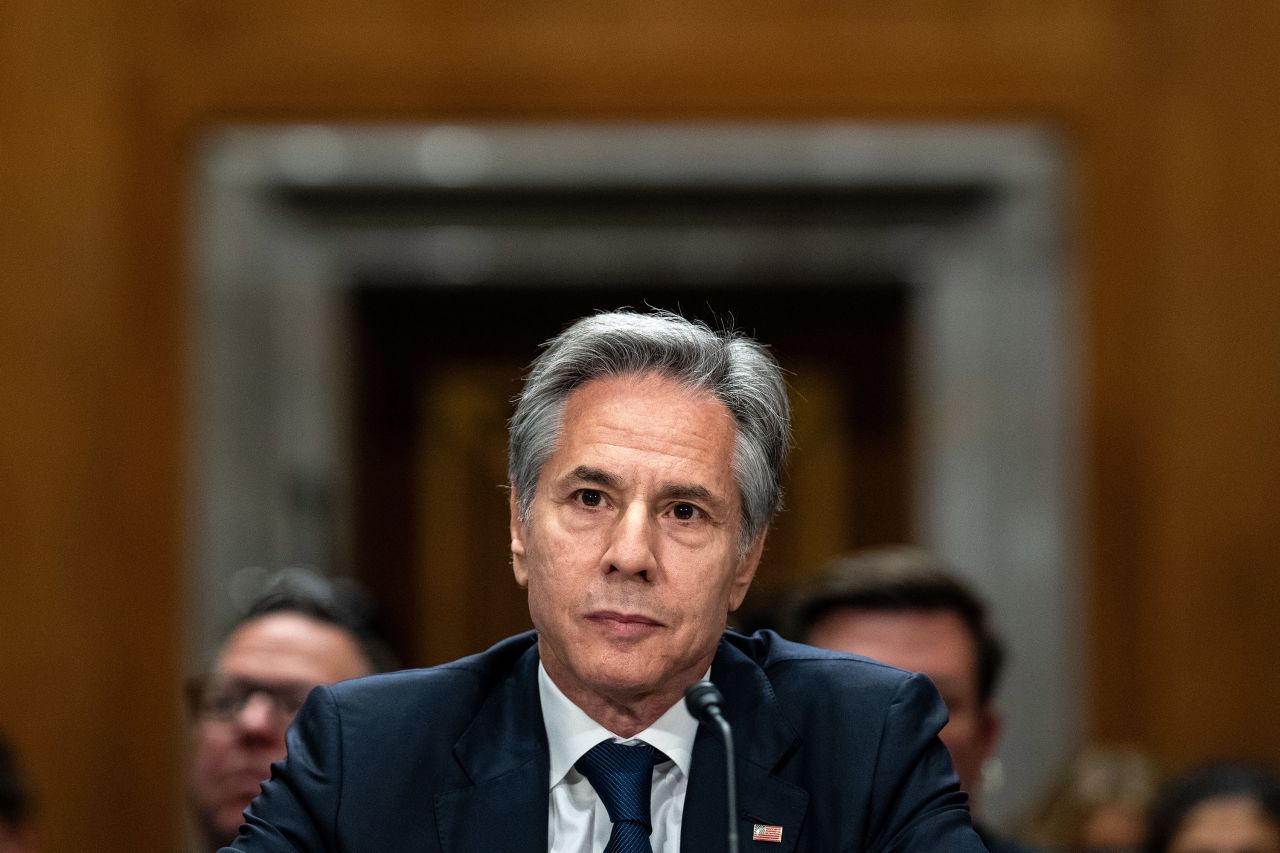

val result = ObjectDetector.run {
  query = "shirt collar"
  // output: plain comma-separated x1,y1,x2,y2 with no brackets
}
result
538,661,703,788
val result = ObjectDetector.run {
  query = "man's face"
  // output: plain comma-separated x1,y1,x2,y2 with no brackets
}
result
1170,796,1280,853
511,373,763,715
187,612,372,845
805,608,998,800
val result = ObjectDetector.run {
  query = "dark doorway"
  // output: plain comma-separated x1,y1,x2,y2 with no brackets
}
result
353,282,911,666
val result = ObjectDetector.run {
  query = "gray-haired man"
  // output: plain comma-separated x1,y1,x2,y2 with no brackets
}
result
224,309,987,852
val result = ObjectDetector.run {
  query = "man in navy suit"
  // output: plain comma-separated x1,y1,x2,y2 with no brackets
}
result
223,309,988,852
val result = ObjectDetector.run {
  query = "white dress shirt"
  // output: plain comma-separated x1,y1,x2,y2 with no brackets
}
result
538,662,702,853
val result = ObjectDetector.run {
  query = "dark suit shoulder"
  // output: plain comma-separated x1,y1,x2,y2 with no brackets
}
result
712,630,982,851
324,630,539,729
718,628,947,762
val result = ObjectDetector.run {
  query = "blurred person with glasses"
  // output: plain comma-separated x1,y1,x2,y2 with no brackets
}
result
185,569,395,850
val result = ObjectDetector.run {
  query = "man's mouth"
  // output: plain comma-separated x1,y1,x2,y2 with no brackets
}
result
584,611,664,636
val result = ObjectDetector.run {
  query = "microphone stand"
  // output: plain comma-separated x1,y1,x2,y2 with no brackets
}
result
684,681,739,853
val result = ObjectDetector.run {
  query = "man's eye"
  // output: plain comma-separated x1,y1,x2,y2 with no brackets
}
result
671,503,699,521
206,691,239,715
577,489,603,507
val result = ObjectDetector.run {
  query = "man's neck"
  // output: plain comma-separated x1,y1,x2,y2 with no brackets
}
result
538,646,713,738
571,690,683,739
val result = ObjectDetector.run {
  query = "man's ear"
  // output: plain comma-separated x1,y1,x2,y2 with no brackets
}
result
509,489,529,588
728,529,767,612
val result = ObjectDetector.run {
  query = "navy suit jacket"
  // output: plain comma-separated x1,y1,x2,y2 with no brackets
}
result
223,630,988,852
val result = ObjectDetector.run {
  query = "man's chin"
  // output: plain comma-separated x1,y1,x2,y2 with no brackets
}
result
216,803,254,842
214,785,263,829
588,662,697,703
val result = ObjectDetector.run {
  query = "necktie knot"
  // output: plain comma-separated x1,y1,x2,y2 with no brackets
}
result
575,740,666,852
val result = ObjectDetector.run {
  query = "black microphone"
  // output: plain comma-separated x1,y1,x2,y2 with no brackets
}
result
684,680,739,853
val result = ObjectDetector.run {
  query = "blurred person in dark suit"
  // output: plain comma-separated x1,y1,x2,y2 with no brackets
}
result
0,731,35,853
221,309,987,852
186,570,394,850
786,545,1036,853
1144,761,1280,853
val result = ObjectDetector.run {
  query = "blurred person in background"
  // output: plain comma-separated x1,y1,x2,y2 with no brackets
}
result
186,569,395,850
1019,744,1162,852
0,731,35,853
786,545,1037,853
1143,761,1280,853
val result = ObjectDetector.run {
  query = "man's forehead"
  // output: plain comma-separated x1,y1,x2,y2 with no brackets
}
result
215,612,368,679
552,375,739,476
814,608,979,679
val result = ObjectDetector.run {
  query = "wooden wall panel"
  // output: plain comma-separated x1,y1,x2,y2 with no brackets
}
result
2,1,1278,848
1127,4,1280,768
0,1,185,851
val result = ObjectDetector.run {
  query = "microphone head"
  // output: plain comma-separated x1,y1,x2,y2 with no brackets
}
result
684,680,725,723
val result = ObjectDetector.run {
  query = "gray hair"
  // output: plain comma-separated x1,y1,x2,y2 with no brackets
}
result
508,309,791,546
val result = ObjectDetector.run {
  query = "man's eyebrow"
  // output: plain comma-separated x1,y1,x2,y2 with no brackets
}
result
560,466,622,490
655,483,725,509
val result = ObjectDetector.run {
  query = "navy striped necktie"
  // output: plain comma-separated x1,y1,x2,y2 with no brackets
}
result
575,740,666,853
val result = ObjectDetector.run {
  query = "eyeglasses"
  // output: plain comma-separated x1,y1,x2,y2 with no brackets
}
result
186,675,315,724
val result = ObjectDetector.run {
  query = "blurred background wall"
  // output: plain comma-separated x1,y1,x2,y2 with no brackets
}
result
1,2,1277,850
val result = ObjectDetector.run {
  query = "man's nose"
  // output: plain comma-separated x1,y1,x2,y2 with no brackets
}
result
606,502,658,577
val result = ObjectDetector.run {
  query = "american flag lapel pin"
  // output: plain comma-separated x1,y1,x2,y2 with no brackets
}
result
752,824,784,843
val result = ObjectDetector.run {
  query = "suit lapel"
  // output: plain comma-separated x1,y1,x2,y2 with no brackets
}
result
430,634,809,852
681,639,808,853
434,640,551,853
